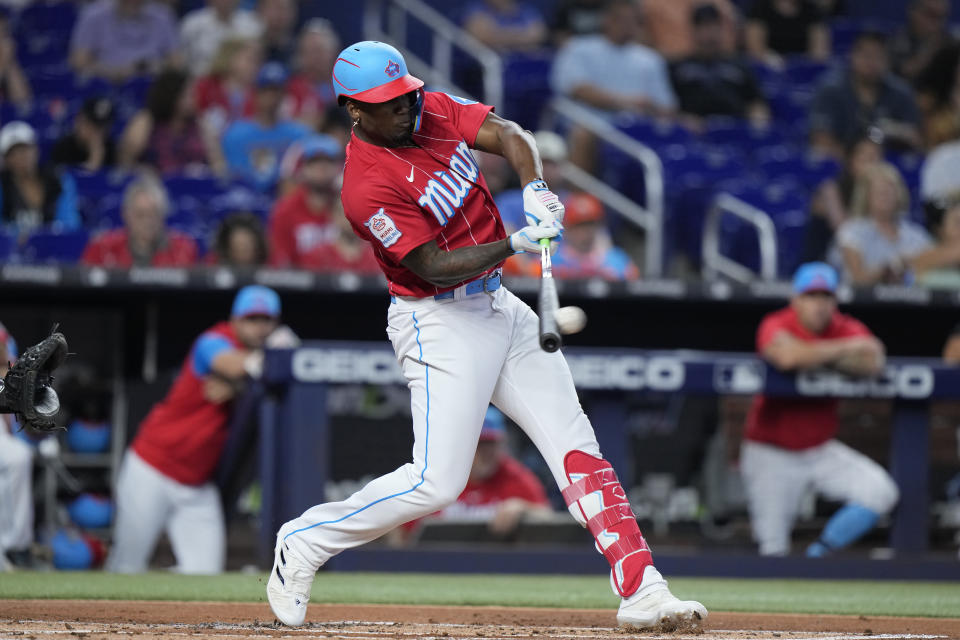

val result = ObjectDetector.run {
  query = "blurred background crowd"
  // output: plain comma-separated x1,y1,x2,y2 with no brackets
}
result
0,0,956,286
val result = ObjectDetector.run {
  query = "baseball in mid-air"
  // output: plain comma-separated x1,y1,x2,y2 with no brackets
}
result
554,306,587,334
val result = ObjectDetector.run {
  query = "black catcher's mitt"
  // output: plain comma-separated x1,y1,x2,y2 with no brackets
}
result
0,329,68,431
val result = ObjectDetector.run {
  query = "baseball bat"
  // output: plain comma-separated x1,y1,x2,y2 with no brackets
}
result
538,238,562,353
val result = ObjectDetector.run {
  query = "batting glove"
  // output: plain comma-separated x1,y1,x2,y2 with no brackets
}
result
508,223,561,255
522,180,565,228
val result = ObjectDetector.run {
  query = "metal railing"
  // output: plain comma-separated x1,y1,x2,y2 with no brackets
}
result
545,98,664,277
364,0,665,278
363,0,504,109
702,193,778,283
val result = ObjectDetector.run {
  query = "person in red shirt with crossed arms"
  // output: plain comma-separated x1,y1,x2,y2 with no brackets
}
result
106,286,295,574
742,262,899,557
397,406,553,542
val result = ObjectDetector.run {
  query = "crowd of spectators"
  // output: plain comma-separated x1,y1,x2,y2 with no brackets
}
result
0,0,957,287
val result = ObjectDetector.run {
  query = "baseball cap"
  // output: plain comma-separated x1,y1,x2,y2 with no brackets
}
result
231,285,281,318
81,97,115,127
563,192,605,226
300,134,344,161
479,407,506,442
0,121,36,155
256,62,289,88
792,262,838,295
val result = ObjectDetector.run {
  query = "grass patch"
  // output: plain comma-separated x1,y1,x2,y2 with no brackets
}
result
2,572,958,618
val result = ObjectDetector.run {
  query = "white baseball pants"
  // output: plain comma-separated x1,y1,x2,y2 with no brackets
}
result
0,420,34,553
280,286,601,568
107,449,225,574
740,439,899,555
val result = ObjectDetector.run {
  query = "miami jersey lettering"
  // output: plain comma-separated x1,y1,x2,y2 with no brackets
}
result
417,141,481,225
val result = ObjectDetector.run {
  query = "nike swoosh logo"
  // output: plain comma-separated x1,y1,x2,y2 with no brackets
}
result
406,166,415,182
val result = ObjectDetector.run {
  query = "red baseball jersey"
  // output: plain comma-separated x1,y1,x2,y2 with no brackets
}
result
131,321,242,485
340,91,506,297
745,306,873,450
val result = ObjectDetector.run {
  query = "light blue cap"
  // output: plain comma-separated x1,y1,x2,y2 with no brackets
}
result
479,406,506,441
792,262,838,295
232,285,281,318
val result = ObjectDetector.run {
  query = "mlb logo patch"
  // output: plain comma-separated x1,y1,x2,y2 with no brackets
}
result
365,208,402,248
384,60,401,77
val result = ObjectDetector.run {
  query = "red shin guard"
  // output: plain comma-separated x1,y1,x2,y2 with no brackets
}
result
563,450,653,597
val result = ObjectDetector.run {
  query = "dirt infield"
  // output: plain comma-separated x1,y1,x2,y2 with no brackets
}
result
2,600,960,640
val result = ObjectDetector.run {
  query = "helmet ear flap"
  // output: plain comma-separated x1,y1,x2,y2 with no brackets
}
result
412,88,424,133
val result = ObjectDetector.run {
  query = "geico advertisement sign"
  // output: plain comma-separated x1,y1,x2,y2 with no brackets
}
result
292,348,685,391
564,355,685,391
797,364,934,399
292,349,404,384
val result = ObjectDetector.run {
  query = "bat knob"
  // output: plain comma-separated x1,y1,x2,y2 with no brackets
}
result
540,333,561,353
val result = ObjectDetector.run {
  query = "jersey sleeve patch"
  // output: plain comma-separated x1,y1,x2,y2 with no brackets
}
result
365,208,403,248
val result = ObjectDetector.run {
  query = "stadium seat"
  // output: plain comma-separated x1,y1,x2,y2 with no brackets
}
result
0,231,16,262
620,117,694,151
783,58,831,88
501,52,553,130
163,174,227,201
21,230,89,264
15,2,77,69
702,119,786,151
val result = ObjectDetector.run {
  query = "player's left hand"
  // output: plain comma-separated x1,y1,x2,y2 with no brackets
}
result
522,180,565,228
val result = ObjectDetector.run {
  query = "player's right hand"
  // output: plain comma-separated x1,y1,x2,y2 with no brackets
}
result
508,223,560,255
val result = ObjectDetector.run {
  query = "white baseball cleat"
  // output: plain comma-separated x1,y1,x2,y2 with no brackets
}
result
266,533,315,627
616,566,707,631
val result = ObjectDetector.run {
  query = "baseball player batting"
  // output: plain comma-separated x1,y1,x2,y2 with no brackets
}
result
267,41,706,631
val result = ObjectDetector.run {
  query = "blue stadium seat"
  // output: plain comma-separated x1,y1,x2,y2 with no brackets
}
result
89,194,123,230
501,52,553,130
15,2,77,69
0,230,16,262
72,171,134,227
30,69,79,101
702,119,786,151
783,58,831,88
830,19,861,56
620,117,694,151
21,230,89,264
163,174,227,201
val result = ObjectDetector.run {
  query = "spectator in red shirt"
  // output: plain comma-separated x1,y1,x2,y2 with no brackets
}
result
396,407,552,542
741,262,899,557
82,175,199,268
446,406,553,535
268,134,342,267
286,19,340,129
